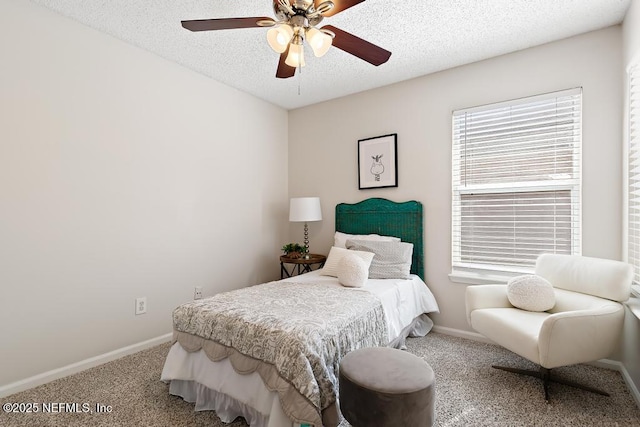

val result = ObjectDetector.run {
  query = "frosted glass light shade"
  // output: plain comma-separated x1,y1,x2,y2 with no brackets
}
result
289,197,322,222
306,27,332,57
285,43,306,68
267,25,293,53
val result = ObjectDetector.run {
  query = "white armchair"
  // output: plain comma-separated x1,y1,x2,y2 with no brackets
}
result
466,254,633,401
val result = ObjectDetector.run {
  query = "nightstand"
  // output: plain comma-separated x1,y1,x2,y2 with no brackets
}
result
280,254,326,279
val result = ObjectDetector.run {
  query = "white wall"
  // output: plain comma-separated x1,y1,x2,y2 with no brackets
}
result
622,0,640,400
289,27,622,332
0,1,288,388
624,0,640,64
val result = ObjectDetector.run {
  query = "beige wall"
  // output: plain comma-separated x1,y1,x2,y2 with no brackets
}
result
622,0,640,401
0,1,288,388
289,27,623,332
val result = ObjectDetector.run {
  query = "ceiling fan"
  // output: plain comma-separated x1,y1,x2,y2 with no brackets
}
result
181,0,392,79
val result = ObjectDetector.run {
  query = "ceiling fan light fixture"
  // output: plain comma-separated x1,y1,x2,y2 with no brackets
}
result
267,24,294,53
285,42,306,68
306,27,332,57
182,0,392,78
315,1,334,15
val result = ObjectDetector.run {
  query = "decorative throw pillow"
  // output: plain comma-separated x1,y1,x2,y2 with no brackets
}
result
507,275,556,312
346,239,413,279
334,231,401,249
337,253,369,288
321,246,375,277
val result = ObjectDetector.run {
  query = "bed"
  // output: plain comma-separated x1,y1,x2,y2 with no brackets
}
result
161,198,439,427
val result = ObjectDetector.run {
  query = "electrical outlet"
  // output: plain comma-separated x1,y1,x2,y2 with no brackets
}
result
194,287,203,300
135,297,147,315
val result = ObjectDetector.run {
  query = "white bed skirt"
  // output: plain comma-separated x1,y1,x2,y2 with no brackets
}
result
168,379,289,427
161,315,434,427
163,343,294,427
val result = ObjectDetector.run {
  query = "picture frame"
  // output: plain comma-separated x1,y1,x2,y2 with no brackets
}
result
358,133,398,189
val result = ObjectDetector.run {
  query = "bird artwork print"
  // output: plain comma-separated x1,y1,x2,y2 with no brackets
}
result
370,154,385,181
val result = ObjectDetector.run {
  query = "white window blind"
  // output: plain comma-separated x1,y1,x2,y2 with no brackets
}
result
452,88,582,274
628,62,640,293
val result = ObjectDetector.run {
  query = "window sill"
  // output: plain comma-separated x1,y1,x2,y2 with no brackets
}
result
449,270,524,285
625,297,640,321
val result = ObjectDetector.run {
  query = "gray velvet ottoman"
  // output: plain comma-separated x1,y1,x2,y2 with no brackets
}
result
339,347,435,426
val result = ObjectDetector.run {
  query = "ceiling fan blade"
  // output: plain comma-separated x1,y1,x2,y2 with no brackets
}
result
317,0,365,17
181,17,273,32
276,47,296,79
322,25,391,66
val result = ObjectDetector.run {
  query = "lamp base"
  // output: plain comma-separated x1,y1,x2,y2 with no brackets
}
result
303,222,310,254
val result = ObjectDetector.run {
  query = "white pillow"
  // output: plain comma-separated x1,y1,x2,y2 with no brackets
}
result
346,239,414,279
337,253,369,288
321,246,374,277
507,274,556,312
333,231,400,249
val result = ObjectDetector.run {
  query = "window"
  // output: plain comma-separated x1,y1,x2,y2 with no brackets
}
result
628,61,640,297
452,88,582,278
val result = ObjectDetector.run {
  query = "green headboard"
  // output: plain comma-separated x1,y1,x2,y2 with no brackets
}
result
335,198,424,280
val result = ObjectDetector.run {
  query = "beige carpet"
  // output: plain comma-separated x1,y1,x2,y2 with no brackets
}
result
1,332,639,426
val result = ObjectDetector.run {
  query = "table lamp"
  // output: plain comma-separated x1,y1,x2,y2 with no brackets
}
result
289,197,322,257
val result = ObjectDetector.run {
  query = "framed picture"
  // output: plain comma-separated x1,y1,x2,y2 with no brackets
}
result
358,133,398,189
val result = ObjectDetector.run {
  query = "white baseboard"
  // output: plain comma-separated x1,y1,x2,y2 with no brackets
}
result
432,326,640,409
618,361,640,408
432,325,495,344
0,333,173,399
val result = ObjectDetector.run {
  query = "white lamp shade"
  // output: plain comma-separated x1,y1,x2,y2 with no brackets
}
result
267,25,293,53
289,197,322,222
306,27,332,57
285,42,306,68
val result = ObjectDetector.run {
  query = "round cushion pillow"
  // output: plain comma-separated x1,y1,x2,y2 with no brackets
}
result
507,274,556,312
337,253,369,288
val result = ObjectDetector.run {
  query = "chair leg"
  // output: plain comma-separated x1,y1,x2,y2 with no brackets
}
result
491,365,610,401
541,367,551,402
550,374,610,397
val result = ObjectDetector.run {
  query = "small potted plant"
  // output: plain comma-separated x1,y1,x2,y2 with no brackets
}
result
282,243,307,259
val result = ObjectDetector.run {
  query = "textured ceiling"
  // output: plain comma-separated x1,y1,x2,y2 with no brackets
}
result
30,0,631,110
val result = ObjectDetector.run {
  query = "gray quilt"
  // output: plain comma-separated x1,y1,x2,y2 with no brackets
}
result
172,280,389,427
